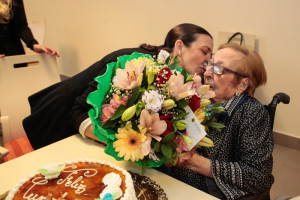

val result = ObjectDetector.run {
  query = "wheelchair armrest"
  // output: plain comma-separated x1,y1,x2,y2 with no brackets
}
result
270,93,290,107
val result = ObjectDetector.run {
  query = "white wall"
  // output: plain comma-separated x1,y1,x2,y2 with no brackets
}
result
23,0,300,138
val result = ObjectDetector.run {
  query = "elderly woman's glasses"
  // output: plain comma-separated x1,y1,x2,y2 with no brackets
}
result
202,60,248,77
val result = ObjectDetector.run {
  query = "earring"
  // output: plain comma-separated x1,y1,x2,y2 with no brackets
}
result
178,50,181,56
235,91,241,96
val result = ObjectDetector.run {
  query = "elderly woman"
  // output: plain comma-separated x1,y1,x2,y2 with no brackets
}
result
170,43,274,200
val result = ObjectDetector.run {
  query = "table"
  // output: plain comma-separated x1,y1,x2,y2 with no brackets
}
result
0,134,219,200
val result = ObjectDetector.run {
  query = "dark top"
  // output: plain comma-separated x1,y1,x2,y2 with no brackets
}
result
170,94,274,199
0,0,38,56
23,47,157,149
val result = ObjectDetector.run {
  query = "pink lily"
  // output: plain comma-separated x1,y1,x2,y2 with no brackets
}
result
140,109,167,156
113,60,145,90
192,74,216,99
197,85,216,99
167,73,196,100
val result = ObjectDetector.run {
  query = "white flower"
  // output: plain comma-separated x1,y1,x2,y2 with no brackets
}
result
142,90,163,112
157,50,170,64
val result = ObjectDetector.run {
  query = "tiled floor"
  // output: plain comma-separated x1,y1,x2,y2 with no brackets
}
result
271,144,300,199
0,130,299,199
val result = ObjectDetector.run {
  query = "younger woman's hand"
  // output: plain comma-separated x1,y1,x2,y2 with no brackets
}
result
33,44,60,57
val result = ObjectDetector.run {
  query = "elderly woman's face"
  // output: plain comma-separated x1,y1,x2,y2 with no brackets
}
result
178,34,213,76
204,47,244,102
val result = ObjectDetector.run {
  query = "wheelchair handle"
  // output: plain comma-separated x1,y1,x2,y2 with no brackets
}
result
270,92,290,106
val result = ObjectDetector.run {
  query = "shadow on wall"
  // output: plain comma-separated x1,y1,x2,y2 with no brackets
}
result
255,86,269,105
57,44,79,77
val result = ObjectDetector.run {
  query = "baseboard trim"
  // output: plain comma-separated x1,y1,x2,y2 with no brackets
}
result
273,131,300,151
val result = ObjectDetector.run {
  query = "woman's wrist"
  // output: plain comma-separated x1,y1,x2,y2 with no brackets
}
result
84,125,99,141
186,154,213,177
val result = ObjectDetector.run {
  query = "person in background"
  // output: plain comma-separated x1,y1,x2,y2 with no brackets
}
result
0,0,59,58
23,23,213,150
170,43,274,200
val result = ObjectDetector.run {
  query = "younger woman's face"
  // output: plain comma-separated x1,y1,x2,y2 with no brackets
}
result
178,34,213,76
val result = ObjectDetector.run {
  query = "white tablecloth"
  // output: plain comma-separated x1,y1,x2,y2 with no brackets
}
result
0,134,218,199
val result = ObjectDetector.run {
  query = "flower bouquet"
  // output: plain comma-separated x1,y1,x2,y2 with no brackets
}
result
87,50,224,171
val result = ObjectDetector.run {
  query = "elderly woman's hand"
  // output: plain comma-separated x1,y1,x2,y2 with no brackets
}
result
33,44,60,57
177,154,213,178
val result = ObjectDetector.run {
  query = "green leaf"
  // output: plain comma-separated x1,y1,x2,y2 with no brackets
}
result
127,86,140,107
131,122,140,133
110,104,126,120
137,101,147,108
168,56,179,70
176,99,188,108
212,102,223,108
141,67,148,88
139,88,147,93
135,101,146,116
102,119,119,129
147,71,154,86
161,144,173,159
169,141,177,150
186,75,193,82
172,112,189,121
181,69,188,83
148,86,156,90
175,107,186,115
154,141,161,152
136,106,142,117
162,131,175,143
211,107,224,113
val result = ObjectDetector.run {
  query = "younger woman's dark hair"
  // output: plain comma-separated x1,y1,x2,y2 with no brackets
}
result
140,23,212,54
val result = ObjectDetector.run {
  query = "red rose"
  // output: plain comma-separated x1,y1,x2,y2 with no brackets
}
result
160,115,172,120
154,68,172,88
189,95,201,112
160,115,174,136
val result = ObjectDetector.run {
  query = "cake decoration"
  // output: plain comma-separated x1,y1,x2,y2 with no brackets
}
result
6,159,137,200
100,172,123,199
38,163,65,180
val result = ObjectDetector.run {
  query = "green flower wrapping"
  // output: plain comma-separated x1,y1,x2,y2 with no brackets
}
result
87,52,166,168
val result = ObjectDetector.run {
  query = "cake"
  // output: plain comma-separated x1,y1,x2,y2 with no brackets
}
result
6,159,137,200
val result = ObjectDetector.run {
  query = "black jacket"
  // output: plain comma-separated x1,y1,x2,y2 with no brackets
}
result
23,48,156,149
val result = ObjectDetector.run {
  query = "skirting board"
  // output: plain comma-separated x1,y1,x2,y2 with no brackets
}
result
273,131,300,151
